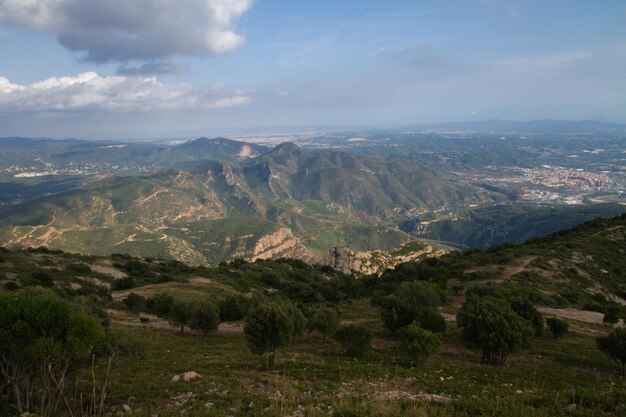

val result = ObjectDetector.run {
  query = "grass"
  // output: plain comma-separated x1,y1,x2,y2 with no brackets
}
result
111,279,238,301
90,298,626,417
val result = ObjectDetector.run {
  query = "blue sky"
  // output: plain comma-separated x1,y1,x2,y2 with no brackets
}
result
0,0,625,138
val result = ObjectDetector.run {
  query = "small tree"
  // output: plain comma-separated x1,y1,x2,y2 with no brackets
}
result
334,325,372,358
219,295,249,322
546,318,569,339
401,322,442,366
457,296,533,366
243,301,295,368
283,302,306,339
168,300,194,334
378,282,446,335
378,296,417,333
123,292,146,317
597,328,626,377
189,299,220,335
147,292,174,318
309,307,339,341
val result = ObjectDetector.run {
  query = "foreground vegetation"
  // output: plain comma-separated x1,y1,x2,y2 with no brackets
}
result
1,214,625,416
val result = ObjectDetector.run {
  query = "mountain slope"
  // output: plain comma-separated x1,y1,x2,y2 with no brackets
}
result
401,203,626,249
386,214,626,312
0,143,501,264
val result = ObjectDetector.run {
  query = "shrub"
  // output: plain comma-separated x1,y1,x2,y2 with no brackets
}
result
603,304,621,324
457,296,533,366
243,301,298,368
283,301,307,339
401,322,442,366
123,292,146,316
546,317,569,338
189,299,220,335
219,295,249,321
111,276,135,291
65,263,92,275
3,281,19,291
378,296,446,334
0,290,105,416
597,328,626,376
510,297,544,336
309,307,339,340
30,270,54,287
378,296,417,333
415,308,447,333
334,325,372,358
147,292,174,318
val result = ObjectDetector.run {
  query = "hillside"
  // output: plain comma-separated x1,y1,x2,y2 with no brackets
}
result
1,215,626,417
0,143,502,265
400,203,626,249
390,213,626,314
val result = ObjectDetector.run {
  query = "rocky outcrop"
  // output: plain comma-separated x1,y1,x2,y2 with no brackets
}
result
248,227,310,261
322,241,447,275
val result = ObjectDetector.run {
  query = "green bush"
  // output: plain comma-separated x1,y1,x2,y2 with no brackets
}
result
0,290,105,416
401,322,442,366
597,328,626,376
603,304,621,324
334,324,372,358
123,292,146,316
189,299,220,335
308,307,339,340
510,297,544,336
243,300,301,368
219,294,249,321
457,295,533,366
30,270,54,287
3,281,19,291
168,300,194,334
546,317,569,338
146,292,174,318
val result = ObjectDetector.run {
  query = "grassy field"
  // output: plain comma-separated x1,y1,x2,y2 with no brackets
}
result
95,298,626,417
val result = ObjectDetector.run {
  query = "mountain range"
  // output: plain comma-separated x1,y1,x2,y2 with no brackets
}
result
0,140,503,265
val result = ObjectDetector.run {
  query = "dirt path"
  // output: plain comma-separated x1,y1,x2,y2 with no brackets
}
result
500,256,537,280
90,262,127,279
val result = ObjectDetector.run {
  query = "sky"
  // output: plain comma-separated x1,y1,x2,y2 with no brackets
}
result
0,0,625,138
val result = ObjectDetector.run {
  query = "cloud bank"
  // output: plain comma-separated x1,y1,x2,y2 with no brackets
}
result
0,72,251,111
0,0,253,62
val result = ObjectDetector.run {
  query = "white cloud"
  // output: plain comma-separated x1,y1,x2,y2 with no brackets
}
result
0,72,252,111
0,0,253,62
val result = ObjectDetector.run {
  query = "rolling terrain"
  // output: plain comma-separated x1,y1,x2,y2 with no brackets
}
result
0,142,501,265
0,215,625,416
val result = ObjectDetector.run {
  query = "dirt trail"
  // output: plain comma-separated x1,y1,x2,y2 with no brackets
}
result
500,256,537,280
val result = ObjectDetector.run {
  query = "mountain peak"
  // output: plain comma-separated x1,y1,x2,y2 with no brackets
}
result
270,142,301,154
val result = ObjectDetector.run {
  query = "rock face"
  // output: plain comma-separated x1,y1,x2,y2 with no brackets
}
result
248,227,310,261
324,247,358,274
322,242,447,275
